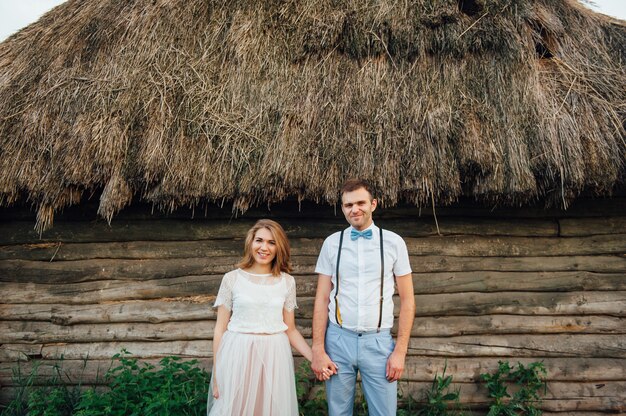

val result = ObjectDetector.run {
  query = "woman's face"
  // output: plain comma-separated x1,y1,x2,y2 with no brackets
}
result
250,227,277,267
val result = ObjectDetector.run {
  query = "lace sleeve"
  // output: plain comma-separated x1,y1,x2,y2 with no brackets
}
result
214,271,236,310
283,274,298,312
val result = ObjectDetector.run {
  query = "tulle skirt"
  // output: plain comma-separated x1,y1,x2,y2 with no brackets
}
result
207,331,298,416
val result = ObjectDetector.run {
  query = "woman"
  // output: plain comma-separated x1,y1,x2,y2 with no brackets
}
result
208,219,318,415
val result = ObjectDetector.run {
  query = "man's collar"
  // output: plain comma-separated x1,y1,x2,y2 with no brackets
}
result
347,222,377,233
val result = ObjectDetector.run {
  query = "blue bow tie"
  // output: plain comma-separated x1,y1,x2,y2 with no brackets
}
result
350,229,373,240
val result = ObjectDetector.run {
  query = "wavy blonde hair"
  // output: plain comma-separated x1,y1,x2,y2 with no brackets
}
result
238,219,292,276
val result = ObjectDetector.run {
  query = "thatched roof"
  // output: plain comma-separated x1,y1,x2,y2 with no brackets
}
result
0,0,624,231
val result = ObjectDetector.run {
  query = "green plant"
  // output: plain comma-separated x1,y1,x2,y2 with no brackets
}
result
1,358,85,416
417,362,465,416
481,361,547,416
0,350,210,416
76,350,209,416
295,362,327,416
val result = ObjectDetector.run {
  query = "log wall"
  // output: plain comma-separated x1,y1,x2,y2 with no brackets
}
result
1,198,625,413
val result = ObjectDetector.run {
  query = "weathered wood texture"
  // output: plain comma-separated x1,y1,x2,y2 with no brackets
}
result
1,200,625,411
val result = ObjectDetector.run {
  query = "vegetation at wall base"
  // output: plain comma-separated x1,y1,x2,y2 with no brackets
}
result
1,354,546,416
481,361,547,416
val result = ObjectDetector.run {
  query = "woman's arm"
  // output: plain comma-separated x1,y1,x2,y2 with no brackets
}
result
283,309,312,362
212,305,231,398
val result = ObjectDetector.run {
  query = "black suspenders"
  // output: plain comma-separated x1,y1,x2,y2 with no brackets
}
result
334,227,385,332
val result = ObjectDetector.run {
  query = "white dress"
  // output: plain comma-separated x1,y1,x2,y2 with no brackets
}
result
207,269,299,416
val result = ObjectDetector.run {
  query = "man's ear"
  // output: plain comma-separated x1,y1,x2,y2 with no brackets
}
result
371,198,378,212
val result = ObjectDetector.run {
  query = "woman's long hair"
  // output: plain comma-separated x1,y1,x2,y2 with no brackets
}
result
238,219,292,276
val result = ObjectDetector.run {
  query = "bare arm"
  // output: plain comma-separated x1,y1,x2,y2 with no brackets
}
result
211,305,231,398
283,309,312,362
386,273,415,382
311,274,338,380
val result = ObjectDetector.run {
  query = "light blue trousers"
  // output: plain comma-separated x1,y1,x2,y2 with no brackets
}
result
324,322,397,416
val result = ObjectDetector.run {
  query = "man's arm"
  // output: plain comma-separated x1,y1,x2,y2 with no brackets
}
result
311,274,338,380
386,273,415,382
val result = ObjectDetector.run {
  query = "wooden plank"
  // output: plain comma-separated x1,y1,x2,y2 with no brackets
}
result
410,255,626,273
407,335,626,358
0,276,318,304
560,217,626,237
401,357,626,382
411,291,626,317
3,234,624,262
2,253,622,285
297,291,626,318
0,344,43,361
0,258,237,283
409,291,626,317
0,320,216,343
0,276,217,304
0,358,189,386
40,341,213,360
407,315,625,336
404,234,626,257
3,298,622,336
0,299,215,324
0,217,559,245
0,315,621,346
2,357,623,387
412,270,626,293
398,381,626,411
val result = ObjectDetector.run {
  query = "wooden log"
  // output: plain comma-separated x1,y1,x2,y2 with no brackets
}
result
401,357,626,382
410,254,626,273
412,270,626,293
0,256,319,283
398,381,626,412
404,234,626,257
407,315,626,336
0,276,217,304
0,320,216,343
0,256,316,283
0,299,215,324
0,344,43,361
0,217,559,245
560,217,626,237
2,357,623,386
2,253,623,285
407,334,626,358
0,238,322,261
299,315,625,337
39,341,213,360
0,315,621,346
409,291,626,317
297,291,626,318
3,234,624,262
3,298,622,336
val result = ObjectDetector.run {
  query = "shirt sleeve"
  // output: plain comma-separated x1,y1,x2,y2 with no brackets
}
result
393,237,412,276
214,272,235,310
283,274,298,312
314,237,333,276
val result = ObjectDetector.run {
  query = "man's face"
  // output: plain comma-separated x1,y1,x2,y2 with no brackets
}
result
341,187,377,231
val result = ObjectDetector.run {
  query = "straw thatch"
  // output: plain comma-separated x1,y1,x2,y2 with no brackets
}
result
0,0,624,231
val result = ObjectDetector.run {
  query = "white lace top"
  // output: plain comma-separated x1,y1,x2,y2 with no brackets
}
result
214,268,298,334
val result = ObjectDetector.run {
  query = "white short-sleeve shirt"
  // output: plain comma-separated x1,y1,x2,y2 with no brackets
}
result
213,269,297,334
315,222,412,331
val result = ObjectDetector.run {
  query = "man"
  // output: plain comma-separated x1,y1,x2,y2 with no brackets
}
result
312,179,415,416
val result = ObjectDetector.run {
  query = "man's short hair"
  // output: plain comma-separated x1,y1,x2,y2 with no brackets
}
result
340,178,375,199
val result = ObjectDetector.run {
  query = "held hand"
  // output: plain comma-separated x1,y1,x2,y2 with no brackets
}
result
311,349,338,381
385,350,406,382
